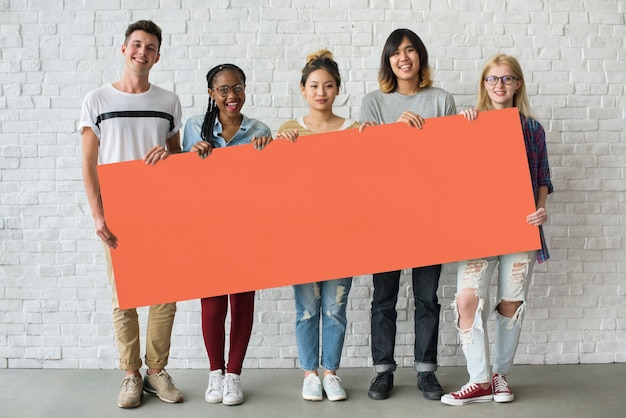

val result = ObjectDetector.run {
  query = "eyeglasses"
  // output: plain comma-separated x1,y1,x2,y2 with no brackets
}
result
212,83,245,97
484,75,519,86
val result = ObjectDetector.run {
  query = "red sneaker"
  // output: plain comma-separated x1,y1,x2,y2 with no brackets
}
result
492,374,514,403
441,382,493,406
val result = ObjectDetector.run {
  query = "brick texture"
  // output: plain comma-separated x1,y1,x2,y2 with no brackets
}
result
1,1,624,369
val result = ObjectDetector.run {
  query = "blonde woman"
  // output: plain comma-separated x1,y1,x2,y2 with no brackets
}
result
442,54,553,406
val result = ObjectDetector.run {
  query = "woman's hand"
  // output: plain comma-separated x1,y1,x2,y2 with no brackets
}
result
460,108,479,121
252,136,273,150
527,207,548,226
396,111,424,128
275,130,298,142
191,141,212,159
358,121,377,132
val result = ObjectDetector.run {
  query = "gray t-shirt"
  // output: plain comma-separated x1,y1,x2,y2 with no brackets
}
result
360,87,457,124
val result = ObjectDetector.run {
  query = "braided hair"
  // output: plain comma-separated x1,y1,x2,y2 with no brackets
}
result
200,64,247,144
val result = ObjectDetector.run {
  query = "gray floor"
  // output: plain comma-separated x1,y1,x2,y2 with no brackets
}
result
1,364,624,418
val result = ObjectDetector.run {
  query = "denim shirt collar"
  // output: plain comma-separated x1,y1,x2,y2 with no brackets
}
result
212,114,252,147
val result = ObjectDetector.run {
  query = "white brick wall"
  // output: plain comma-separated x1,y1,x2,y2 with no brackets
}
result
1,1,624,370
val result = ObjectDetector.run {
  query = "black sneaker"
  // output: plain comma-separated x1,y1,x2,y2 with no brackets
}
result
417,371,444,400
368,371,394,400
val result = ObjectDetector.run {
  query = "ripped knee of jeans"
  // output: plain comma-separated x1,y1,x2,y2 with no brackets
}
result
496,300,526,330
453,288,484,354
300,310,312,322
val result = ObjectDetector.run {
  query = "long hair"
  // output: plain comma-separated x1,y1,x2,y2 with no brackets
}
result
378,28,433,93
124,20,162,52
477,54,533,118
300,49,341,88
200,64,247,143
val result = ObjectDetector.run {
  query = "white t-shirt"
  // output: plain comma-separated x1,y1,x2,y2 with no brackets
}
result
79,83,182,164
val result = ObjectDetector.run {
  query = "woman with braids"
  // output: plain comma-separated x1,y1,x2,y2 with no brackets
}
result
276,49,359,402
182,64,272,406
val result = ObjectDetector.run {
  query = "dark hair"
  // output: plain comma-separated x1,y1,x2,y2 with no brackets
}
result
124,20,162,52
200,64,247,143
300,49,341,88
378,28,433,93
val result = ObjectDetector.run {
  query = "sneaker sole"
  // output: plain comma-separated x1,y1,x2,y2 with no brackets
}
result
143,387,182,404
223,398,244,406
367,390,390,400
419,388,444,400
494,393,514,403
302,394,323,401
204,394,223,404
117,393,142,409
441,394,493,406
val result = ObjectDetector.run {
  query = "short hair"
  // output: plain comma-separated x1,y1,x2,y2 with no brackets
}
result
477,54,533,118
124,20,162,52
300,49,341,88
378,28,433,93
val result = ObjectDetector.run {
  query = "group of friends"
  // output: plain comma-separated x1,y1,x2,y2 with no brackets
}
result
79,20,553,409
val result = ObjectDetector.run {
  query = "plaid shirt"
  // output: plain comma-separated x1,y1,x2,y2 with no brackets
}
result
520,114,553,263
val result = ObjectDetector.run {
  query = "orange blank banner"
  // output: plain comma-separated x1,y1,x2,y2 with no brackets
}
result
98,108,540,309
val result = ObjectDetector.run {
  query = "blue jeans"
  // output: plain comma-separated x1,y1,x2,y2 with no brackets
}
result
294,278,352,371
371,265,442,373
455,252,536,383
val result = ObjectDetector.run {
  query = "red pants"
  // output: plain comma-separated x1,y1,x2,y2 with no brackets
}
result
201,292,255,375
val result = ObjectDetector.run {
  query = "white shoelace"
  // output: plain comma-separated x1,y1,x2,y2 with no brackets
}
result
456,382,481,396
224,374,239,395
493,375,509,393
324,375,342,391
208,373,222,391
304,375,321,391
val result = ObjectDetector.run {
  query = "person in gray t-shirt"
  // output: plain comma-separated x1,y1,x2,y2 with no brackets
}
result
361,28,456,402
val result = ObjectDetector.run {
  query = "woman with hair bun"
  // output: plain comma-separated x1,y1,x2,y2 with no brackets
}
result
277,49,359,402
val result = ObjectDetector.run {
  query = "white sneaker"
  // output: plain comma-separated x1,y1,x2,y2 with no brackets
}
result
205,370,224,403
222,373,244,406
323,374,347,401
302,374,322,401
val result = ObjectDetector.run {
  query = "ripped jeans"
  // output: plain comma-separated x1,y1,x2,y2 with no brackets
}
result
454,251,536,383
294,278,352,371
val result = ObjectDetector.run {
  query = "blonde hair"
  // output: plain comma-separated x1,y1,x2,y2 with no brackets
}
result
301,49,341,87
477,54,533,118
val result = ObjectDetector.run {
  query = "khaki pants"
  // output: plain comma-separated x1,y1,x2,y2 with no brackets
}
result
104,246,176,372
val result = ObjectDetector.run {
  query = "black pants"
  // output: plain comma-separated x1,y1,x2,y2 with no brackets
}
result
370,265,442,372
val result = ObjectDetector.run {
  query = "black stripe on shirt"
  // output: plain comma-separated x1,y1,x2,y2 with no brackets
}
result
96,111,175,132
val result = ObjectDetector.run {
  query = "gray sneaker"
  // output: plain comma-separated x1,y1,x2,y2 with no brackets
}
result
302,374,323,401
143,370,184,403
323,374,347,401
117,375,143,408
